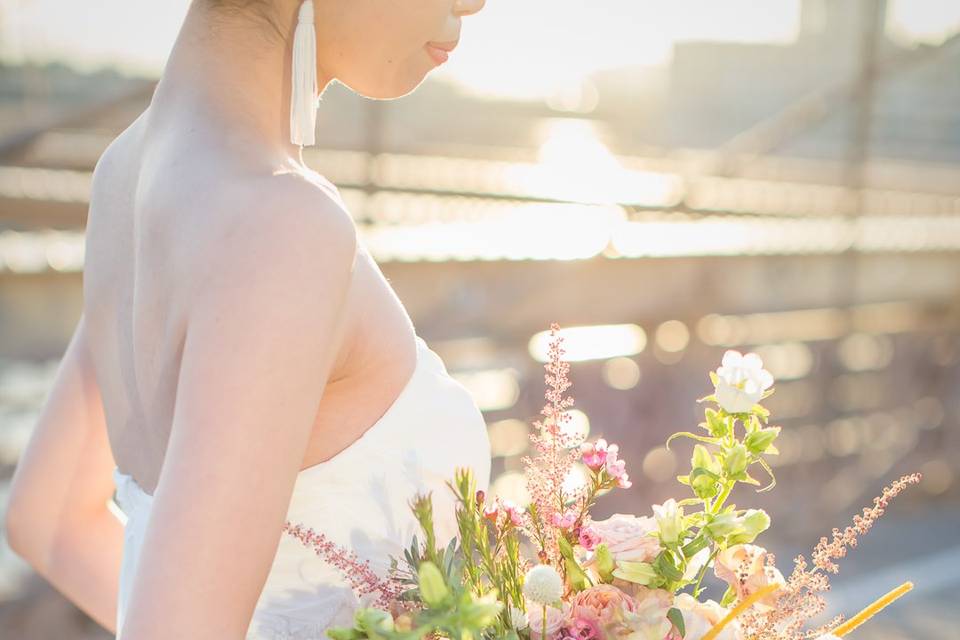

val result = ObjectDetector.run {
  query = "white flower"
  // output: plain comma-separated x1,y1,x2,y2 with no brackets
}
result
523,564,563,605
509,605,529,630
673,593,741,640
814,636,841,640
714,350,774,414
527,603,569,640
682,547,711,581
652,498,683,545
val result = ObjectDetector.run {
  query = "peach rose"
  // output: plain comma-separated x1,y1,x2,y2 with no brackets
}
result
714,544,784,610
589,513,661,563
570,584,637,630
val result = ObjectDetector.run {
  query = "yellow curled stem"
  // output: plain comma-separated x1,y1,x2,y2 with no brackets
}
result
832,581,914,637
702,583,780,640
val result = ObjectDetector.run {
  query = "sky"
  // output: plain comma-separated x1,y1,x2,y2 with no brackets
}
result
1,0,958,100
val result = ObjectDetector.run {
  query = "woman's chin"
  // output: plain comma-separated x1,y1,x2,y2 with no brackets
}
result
341,66,433,101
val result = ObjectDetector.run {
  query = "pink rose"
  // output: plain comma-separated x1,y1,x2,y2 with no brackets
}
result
589,513,661,563
565,616,602,640
569,584,637,631
714,544,784,610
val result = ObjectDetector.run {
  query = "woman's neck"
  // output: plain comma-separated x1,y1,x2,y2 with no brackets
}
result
150,2,333,166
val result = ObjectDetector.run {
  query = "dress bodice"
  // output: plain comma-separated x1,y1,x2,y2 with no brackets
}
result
111,334,492,639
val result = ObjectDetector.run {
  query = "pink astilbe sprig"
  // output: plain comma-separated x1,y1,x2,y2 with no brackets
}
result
811,473,922,574
520,323,586,566
283,521,406,610
737,473,922,640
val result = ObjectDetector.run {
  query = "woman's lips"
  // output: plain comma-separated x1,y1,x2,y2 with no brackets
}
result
425,43,452,65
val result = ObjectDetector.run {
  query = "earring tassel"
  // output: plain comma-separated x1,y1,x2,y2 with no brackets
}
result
290,0,318,146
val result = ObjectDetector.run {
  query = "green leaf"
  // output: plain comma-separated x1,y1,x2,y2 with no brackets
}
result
667,607,686,638
745,427,780,455
595,543,615,582
355,608,396,640
655,551,684,582
417,561,449,607
704,512,741,538
690,466,721,500
723,443,749,477
704,408,729,438
681,535,710,558
565,556,590,591
666,432,721,451
612,560,657,585
326,627,363,640
720,584,738,607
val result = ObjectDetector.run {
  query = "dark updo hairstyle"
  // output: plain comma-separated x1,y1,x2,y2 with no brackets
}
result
205,0,286,41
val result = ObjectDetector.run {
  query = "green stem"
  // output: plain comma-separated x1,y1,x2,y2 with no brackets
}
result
691,546,719,598
541,603,547,640
710,482,733,515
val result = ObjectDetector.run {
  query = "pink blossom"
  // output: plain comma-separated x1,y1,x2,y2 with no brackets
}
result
483,502,499,522
578,525,601,551
581,438,611,471
551,511,578,530
499,497,525,527
604,448,632,488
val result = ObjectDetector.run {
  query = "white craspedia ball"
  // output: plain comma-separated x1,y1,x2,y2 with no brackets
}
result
510,605,529,630
523,564,563,605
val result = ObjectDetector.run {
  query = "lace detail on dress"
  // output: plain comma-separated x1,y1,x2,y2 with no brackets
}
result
249,607,348,640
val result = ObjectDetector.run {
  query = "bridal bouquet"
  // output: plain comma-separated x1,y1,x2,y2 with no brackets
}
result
289,323,920,640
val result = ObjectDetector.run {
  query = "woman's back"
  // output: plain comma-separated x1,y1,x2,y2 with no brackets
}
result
87,98,492,638
83,106,422,495
6,1,489,637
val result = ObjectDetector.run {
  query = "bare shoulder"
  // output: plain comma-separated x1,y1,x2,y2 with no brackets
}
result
188,172,359,304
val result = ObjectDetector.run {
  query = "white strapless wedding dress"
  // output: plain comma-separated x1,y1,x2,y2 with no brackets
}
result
110,334,492,639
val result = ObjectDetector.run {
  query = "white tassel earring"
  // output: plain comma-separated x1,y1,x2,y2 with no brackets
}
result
290,0,318,146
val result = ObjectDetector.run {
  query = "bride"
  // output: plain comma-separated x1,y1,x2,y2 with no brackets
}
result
4,0,490,638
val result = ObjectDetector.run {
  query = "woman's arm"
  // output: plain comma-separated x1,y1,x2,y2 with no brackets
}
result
117,183,358,639
4,311,123,633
